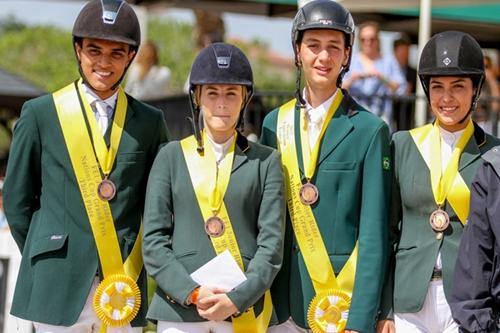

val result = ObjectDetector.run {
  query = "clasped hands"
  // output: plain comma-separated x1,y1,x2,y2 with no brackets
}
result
191,286,238,321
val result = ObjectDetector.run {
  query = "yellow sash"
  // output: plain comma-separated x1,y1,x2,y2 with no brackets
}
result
277,98,358,333
409,120,474,224
53,81,143,328
180,133,273,333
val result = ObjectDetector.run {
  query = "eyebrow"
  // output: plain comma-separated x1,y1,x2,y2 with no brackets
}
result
431,78,467,84
86,43,127,53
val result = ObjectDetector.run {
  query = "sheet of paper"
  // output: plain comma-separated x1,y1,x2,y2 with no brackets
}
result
190,249,247,291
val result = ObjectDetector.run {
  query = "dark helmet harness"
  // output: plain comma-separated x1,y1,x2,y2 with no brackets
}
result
72,0,141,91
188,43,254,153
291,0,355,107
418,31,485,123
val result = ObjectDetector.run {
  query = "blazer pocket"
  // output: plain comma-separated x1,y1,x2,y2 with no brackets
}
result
29,234,68,259
117,152,146,164
321,161,357,171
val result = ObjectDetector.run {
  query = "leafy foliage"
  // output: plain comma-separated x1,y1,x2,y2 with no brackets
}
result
0,15,294,94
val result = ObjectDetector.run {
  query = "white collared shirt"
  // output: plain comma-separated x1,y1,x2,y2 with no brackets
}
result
206,133,235,164
303,89,339,150
435,125,466,270
81,83,118,123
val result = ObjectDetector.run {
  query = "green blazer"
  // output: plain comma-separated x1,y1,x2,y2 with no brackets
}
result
142,134,285,323
379,123,500,318
4,84,169,326
260,91,391,333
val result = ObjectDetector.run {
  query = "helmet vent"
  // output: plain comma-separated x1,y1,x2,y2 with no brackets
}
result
101,0,124,25
217,56,230,69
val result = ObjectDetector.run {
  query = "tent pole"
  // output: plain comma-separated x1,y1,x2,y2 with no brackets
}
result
415,0,432,126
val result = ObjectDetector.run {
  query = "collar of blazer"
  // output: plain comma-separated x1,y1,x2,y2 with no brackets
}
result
458,121,486,171
232,132,250,172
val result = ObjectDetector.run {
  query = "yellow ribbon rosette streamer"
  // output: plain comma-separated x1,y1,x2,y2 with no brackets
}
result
53,80,143,329
181,132,273,333
277,96,358,333
409,120,474,225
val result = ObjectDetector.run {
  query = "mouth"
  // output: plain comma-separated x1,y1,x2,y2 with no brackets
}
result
314,66,332,76
93,70,113,79
439,106,459,114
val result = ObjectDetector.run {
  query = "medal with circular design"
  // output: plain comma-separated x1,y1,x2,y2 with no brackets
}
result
93,274,141,327
299,182,319,205
307,289,351,333
97,178,116,201
429,208,450,232
205,216,225,237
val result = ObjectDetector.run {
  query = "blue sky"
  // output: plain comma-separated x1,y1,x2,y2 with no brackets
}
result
1,0,295,57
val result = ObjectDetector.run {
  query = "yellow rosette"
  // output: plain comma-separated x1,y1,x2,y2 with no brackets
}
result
307,290,351,333
93,274,141,327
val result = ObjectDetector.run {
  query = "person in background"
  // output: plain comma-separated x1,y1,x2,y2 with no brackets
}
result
343,21,406,131
125,40,172,101
3,1,168,332
142,42,284,333
377,31,500,333
392,33,417,130
474,55,500,134
262,1,391,332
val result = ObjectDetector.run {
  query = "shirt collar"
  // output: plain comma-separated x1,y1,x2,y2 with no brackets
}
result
439,126,466,147
303,88,338,125
82,83,118,114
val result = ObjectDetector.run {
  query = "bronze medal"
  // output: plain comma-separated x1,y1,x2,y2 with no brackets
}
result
429,208,450,233
299,182,319,205
97,178,116,201
205,216,225,237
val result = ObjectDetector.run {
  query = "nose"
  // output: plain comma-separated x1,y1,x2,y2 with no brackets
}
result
98,54,112,67
318,48,330,61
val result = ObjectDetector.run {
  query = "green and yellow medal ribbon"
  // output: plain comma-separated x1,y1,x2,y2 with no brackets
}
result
53,80,143,329
300,90,343,182
181,132,273,333
409,120,474,224
277,97,358,333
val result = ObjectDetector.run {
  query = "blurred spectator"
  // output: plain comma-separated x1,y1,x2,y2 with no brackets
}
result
475,55,500,134
392,33,417,130
0,179,6,229
343,21,406,131
125,41,171,100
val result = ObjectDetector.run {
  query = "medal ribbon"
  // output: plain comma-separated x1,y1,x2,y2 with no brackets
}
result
180,133,273,333
409,120,474,224
53,82,143,328
277,99,358,297
300,90,343,182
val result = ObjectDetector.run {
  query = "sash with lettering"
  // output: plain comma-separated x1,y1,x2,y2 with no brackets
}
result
409,120,474,238
277,95,359,333
53,80,143,330
181,132,273,333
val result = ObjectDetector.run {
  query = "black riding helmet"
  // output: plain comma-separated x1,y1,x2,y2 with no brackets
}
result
419,31,484,107
291,0,355,104
72,0,141,89
188,43,254,152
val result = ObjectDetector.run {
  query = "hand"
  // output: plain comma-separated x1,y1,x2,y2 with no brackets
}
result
376,319,395,333
189,286,223,310
197,293,238,321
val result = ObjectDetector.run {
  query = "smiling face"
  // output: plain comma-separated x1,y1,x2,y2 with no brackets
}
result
199,84,244,143
298,29,349,96
429,76,475,132
75,38,135,99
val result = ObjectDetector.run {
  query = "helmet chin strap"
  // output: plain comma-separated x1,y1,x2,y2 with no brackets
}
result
458,79,483,124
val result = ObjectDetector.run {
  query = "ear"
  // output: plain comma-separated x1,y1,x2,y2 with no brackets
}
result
342,47,350,67
74,42,82,61
127,49,136,65
295,44,302,66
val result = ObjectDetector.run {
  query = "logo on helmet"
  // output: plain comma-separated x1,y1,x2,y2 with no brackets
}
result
318,19,333,25
103,11,118,24
217,56,231,69
443,57,451,66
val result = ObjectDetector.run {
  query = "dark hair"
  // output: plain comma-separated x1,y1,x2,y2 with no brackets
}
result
393,33,412,50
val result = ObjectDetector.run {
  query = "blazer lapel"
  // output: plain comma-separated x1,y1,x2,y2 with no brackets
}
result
317,97,354,166
232,133,249,173
459,123,485,171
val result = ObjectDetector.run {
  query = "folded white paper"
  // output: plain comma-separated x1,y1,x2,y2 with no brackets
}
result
190,249,247,291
